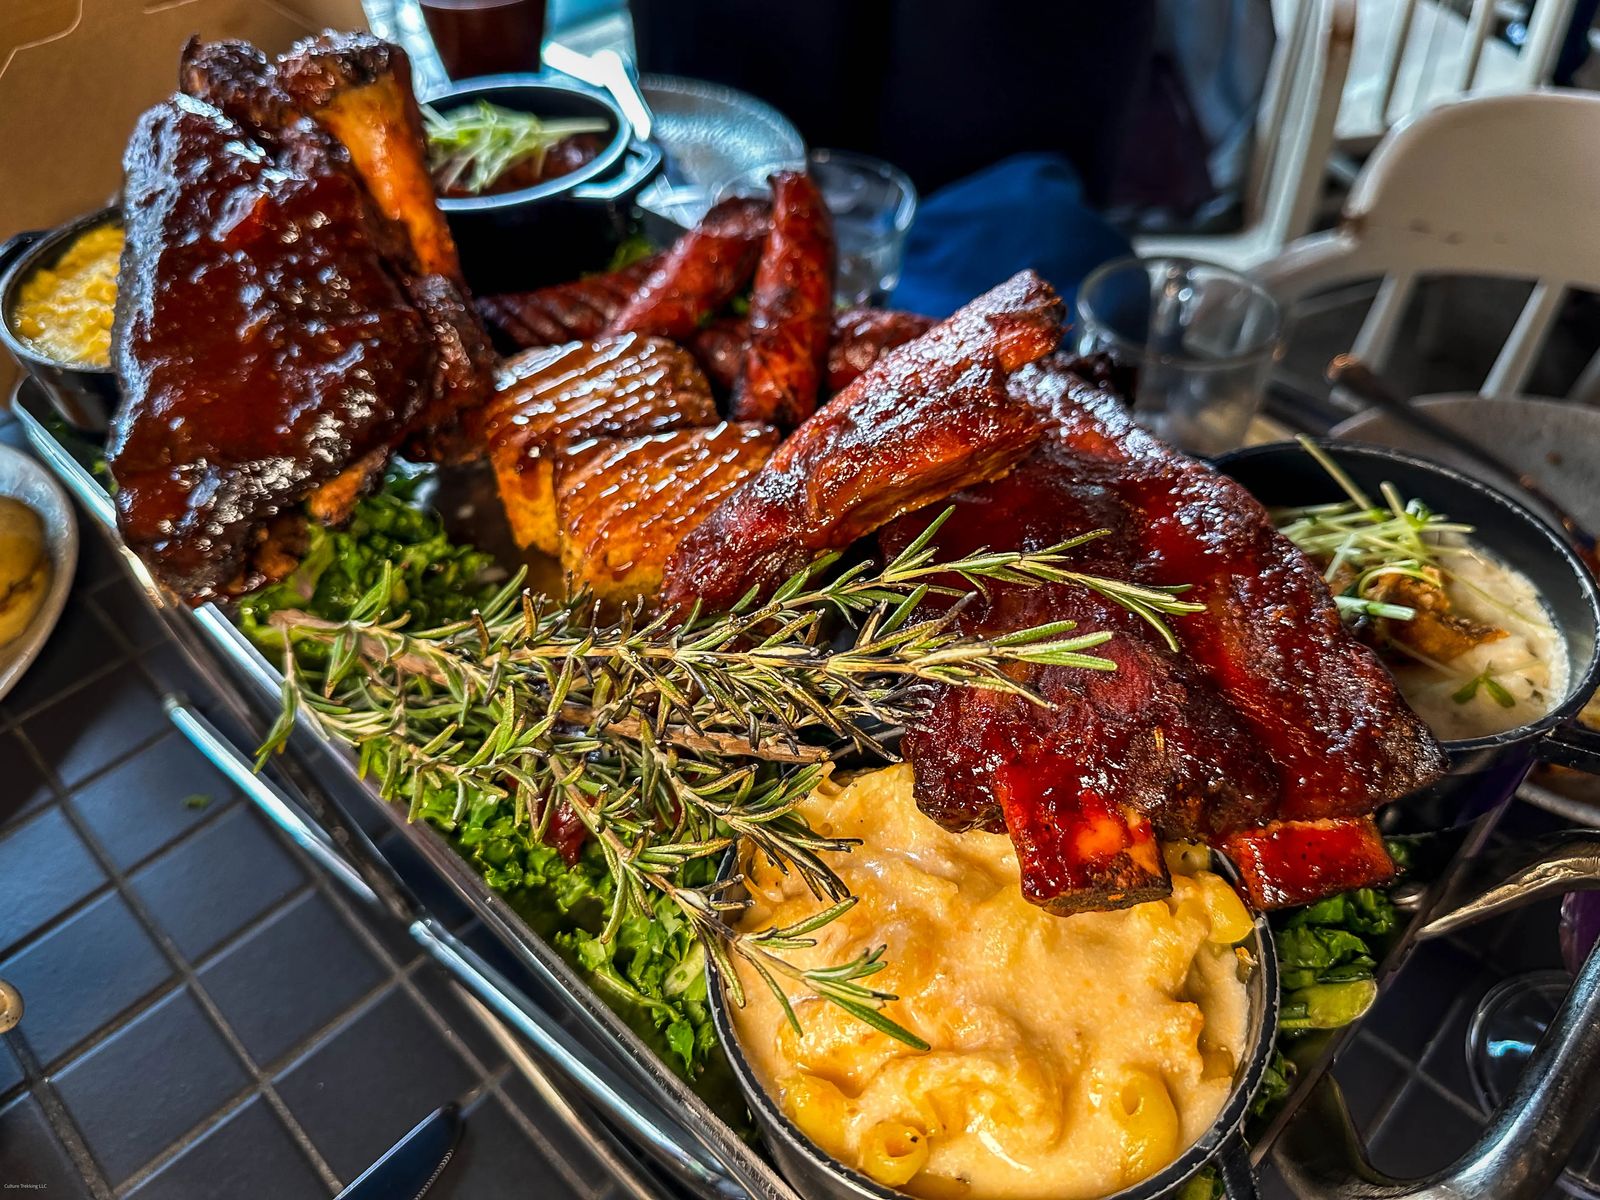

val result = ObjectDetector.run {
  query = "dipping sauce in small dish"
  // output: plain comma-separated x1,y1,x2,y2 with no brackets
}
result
1377,538,1568,740
1274,452,1569,742
9,222,122,368
425,101,607,198
731,765,1252,1200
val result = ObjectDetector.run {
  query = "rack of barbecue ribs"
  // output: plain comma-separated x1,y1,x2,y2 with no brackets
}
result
109,34,491,604
656,285,1444,910
659,271,1065,612
879,356,1449,913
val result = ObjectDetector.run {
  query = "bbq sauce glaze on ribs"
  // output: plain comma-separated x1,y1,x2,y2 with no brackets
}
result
660,271,1064,611
881,357,1448,912
882,458,1283,913
110,34,490,603
728,170,835,429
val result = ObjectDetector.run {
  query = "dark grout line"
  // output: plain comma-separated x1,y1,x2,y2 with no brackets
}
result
7,1032,116,1200
1360,1028,1486,1125
107,1080,263,1198
0,852,115,964
24,769,345,1195
8,713,169,808
31,975,184,1079
0,651,139,729
73,796,244,880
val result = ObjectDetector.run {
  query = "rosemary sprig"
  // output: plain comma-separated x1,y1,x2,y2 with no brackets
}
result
258,526,1200,1046
424,100,608,195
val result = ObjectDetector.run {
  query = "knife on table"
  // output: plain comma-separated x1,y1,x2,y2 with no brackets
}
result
335,1104,462,1200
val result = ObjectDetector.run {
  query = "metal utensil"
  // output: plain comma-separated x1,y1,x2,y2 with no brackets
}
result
1326,355,1600,570
544,42,654,140
334,1105,460,1200
1273,832,1600,1200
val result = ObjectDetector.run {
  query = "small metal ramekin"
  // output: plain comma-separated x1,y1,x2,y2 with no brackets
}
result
0,206,124,434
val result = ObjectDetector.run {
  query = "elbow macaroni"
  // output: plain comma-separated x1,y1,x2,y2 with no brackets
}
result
731,766,1252,1200
1109,1069,1183,1187
862,1121,933,1188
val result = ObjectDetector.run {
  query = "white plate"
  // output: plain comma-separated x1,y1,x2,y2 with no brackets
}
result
0,443,79,701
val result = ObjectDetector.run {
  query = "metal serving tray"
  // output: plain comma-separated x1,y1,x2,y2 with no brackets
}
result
14,378,1600,1200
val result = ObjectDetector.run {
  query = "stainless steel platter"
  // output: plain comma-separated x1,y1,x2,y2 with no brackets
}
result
12,374,1600,1200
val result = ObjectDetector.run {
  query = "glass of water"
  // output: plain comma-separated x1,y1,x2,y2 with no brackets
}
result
1074,256,1283,456
807,149,918,307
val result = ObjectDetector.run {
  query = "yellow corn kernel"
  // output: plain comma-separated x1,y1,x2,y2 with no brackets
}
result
1110,1069,1182,1186
859,1121,931,1189
1162,841,1211,877
782,1074,849,1149
1197,872,1255,945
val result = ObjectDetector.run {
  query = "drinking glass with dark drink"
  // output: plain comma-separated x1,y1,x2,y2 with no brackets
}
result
419,0,546,79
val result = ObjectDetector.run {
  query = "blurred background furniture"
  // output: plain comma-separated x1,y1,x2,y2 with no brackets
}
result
1257,88,1600,411
1336,0,1579,155
1135,0,1355,269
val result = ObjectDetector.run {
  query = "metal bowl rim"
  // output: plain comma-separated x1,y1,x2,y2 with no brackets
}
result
420,73,634,211
1216,438,1600,754
706,845,1282,1200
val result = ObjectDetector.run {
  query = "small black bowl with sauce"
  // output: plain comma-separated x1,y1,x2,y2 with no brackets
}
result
424,75,663,295
1217,440,1600,830
0,207,124,435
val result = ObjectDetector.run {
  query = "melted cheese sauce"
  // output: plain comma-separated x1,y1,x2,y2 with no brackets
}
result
11,223,122,368
731,765,1252,1200
1391,541,1568,741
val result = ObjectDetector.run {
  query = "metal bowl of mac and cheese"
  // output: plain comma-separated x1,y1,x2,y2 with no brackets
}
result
704,851,1281,1200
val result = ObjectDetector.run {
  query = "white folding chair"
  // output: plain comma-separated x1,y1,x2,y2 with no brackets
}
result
1337,0,1577,153
1256,88,1600,403
1134,0,1356,270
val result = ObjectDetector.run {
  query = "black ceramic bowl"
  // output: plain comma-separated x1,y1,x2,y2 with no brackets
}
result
1217,440,1600,829
0,206,123,434
423,74,664,294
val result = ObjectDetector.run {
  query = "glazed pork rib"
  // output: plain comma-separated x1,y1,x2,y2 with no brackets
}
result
110,34,489,603
478,257,660,348
1022,360,1449,823
883,458,1282,914
885,357,1447,912
827,308,936,393
660,271,1064,611
278,31,463,284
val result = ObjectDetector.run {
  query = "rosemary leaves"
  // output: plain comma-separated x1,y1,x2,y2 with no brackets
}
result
259,513,1202,1048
